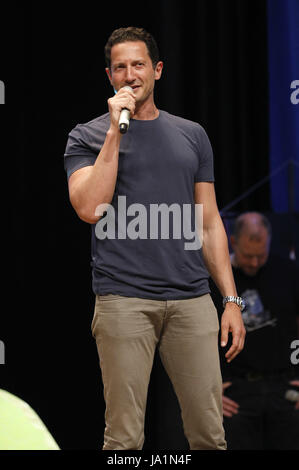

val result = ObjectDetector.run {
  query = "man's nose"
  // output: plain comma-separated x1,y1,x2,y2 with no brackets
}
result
124,66,135,83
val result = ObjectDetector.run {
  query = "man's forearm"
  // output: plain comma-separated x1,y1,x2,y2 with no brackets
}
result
202,214,237,297
69,128,121,223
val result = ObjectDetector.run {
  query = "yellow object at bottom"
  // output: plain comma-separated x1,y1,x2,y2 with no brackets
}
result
0,389,60,450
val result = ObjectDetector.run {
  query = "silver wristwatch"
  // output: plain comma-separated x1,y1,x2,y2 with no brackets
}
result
223,296,245,311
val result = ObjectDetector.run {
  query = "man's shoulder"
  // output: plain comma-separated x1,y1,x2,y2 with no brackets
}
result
160,110,206,134
239,254,298,285
67,113,110,145
267,253,298,270
72,112,110,133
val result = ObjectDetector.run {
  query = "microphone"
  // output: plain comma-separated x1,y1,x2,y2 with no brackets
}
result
285,389,299,402
118,86,133,134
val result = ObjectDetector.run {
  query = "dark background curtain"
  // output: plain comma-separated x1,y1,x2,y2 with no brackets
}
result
0,0,281,450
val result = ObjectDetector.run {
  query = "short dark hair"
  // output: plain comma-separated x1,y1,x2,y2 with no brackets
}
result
104,26,160,70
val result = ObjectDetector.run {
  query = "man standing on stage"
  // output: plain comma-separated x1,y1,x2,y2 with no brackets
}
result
64,27,245,450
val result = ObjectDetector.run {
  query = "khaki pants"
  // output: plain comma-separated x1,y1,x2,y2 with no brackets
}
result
91,293,226,450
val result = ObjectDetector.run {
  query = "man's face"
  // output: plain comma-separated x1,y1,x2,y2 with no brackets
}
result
106,40,163,106
231,229,270,277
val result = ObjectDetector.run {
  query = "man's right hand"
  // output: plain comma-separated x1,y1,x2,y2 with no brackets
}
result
107,87,136,132
222,382,239,417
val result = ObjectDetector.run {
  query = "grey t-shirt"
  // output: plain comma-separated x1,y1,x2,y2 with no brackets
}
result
64,110,215,300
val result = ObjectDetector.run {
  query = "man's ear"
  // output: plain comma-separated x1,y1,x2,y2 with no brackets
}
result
105,67,113,86
154,61,163,81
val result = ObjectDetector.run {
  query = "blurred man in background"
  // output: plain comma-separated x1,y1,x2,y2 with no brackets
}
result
211,212,299,450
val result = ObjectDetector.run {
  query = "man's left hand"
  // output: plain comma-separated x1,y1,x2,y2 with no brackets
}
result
221,304,246,362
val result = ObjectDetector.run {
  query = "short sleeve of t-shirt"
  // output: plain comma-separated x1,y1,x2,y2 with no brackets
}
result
193,125,215,183
63,113,110,180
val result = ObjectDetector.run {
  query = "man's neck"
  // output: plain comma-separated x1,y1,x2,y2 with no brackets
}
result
132,99,159,121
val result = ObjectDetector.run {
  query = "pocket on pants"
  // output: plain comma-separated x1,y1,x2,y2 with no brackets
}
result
91,295,103,337
91,309,98,338
91,294,126,338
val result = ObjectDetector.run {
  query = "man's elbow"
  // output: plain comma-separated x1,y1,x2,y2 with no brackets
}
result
76,209,100,224
70,196,112,225
69,196,100,224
